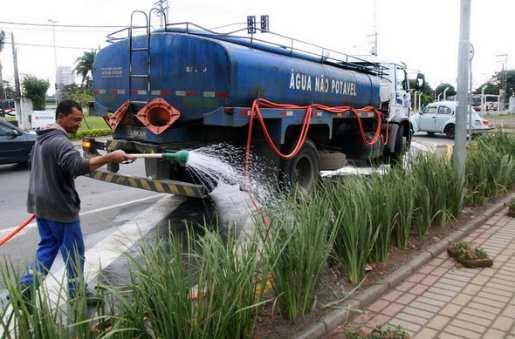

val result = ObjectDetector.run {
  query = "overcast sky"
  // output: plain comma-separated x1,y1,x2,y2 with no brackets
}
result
1,0,514,95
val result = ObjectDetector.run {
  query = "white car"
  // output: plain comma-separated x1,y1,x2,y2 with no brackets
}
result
410,101,493,138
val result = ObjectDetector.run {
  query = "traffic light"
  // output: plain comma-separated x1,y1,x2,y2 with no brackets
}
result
260,15,269,32
247,16,256,34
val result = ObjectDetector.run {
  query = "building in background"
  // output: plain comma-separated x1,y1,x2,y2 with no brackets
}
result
55,66,75,101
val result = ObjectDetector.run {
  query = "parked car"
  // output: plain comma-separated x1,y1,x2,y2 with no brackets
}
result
0,120,36,167
410,101,494,138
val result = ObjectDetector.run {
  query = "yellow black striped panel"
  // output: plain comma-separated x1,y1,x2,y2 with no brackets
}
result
85,171,207,198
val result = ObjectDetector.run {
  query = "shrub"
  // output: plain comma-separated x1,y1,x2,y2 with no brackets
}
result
22,75,49,110
261,191,339,320
465,132,515,205
330,178,378,285
109,229,264,339
73,128,112,139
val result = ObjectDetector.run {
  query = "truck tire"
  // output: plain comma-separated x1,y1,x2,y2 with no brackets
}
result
391,125,407,163
281,139,320,194
444,124,455,139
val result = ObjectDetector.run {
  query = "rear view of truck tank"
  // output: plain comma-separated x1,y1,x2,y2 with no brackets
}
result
93,31,232,144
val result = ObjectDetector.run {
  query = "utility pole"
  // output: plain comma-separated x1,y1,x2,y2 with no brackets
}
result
48,19,59,103
10,32,23,127
370,0,378,56
454,0,471,208
496,54,508,111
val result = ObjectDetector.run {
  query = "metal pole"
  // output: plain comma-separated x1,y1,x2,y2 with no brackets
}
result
443,86,450,101
468,44,474,138
454,0,471,209
48,19,58,103
418,92,423,112
481,85,486,114
10,32,21,125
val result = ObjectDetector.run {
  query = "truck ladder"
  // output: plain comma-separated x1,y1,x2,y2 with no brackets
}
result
127,8,168,107
128,10,151,106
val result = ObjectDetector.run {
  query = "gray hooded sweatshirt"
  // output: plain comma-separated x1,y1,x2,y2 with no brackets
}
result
27,124,90,223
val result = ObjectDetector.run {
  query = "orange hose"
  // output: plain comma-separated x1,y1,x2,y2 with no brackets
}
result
244,98,385,173
0,214,36,247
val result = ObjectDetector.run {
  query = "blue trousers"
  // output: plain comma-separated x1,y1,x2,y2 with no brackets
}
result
20,218,85,297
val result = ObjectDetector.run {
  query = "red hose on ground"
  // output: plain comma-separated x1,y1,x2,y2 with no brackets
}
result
0,214,36,247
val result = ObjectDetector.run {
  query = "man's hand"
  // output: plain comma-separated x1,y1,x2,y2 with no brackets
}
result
108,150,136,163
88,150,136,172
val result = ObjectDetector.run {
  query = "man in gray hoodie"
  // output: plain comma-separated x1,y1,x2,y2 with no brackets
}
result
21,100,133,300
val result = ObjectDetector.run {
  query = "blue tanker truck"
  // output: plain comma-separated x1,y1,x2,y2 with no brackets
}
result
83,11,423,197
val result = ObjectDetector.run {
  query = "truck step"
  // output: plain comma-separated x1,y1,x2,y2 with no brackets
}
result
85,170,208,198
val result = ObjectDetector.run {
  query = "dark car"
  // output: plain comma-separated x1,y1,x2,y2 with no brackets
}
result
0,120,36,167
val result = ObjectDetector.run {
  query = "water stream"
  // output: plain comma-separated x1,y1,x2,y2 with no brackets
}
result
184,144,274,241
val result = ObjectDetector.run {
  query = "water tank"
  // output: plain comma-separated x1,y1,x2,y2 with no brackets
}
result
93,30,381,120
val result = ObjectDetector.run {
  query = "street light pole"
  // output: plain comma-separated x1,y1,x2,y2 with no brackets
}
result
48,19,59,103
454,0,472,209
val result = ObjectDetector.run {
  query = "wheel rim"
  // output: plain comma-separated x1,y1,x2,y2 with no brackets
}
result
294,156,313,191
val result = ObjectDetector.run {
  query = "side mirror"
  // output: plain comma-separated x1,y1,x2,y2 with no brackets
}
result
7,130,20,139
415,73,425,90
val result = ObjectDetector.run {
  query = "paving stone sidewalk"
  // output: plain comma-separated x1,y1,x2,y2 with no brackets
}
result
331,209,515,339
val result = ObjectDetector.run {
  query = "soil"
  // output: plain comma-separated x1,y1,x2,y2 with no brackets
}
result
254,194,509,339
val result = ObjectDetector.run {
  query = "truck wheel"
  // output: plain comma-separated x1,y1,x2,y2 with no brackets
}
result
444,124,455,139
391,125,407,163
281,139,320,194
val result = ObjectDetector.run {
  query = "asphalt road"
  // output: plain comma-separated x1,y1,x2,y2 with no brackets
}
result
0,158,161,272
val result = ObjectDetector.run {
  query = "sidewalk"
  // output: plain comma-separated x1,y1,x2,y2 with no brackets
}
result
331,209,515,339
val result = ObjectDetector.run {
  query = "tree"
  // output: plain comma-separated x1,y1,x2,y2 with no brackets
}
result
473,69,514,101
61,83,93,111
498,69,515,100
435,83,456,99
409,78,434,107
74,50,96,87
1,80,15,99
22,75,49,110
473,82,499,95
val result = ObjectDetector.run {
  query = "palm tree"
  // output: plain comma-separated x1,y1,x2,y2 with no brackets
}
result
74,50,96,86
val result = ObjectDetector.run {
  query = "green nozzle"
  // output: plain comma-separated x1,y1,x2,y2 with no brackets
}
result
163,150,189,166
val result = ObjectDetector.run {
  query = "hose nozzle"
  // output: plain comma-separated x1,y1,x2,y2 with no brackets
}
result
162,150,189,166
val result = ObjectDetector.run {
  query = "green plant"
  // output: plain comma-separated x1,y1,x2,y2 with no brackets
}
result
261,190,339,320
465,132,515,205
110,229,265,339
22,75,50,110
345,325,410,339
509,198,515,217
0,260,103,339
72,128,112,140
411,154,463,228
475,247,489,260
448,241,490,261
330,178,379,285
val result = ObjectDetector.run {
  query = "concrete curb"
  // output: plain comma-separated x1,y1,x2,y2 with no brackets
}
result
292,192,514,339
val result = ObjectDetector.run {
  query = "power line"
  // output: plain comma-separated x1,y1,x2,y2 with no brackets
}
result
2,25,115,33
3,40,96,50
0,20,126,29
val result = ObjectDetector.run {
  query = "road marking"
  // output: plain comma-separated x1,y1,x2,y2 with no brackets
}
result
0,194,162,237
0,195,183,336
46,195,185,306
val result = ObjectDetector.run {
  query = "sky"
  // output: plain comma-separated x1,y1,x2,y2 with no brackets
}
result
0,0,514,95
